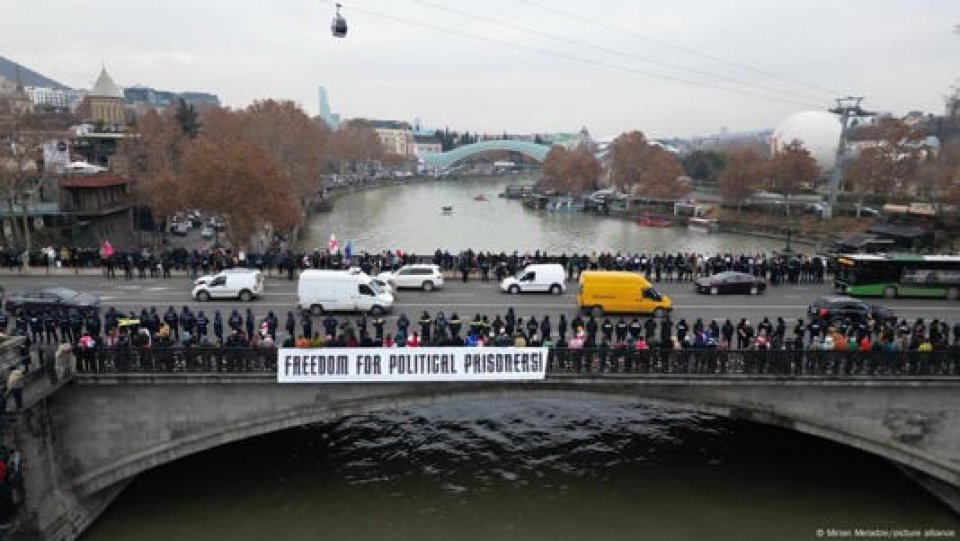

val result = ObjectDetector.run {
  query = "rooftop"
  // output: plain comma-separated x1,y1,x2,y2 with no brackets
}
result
89,67,123,99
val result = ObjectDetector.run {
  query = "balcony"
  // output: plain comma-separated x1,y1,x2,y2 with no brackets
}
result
61,195,133,216
0,201,61,217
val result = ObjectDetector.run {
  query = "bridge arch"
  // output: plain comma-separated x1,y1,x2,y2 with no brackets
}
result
58,375,960,505
421,140,552,170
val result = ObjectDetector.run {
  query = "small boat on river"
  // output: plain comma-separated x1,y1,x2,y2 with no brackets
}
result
474,194,488,201
688,217,720,233
637,215,673,227
442,206,453,214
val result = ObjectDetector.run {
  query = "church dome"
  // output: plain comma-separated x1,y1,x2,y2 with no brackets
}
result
90,67,124,99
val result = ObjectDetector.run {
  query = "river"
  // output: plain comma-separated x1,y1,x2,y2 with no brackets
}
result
84,179,959,539
303,177,787,254
86,401,958,540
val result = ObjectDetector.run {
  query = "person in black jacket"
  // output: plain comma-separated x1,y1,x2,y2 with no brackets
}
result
301,311,313,341
195,310,209,341
164,306,179,341
540,315,551,341
244,308,255,339
448,312,462,340
285,311,296,341
323,312,338,340
43,310,58,344
659,315,673,347
228,309,242,332
557,314,568,342
213,310,224,343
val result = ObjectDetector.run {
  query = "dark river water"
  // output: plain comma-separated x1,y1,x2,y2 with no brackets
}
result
86,400,958,541
84,179,958,539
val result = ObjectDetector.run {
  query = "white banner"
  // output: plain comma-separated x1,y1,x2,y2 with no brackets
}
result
277,347,548,383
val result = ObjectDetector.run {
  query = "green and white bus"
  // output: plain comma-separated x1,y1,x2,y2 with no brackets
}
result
834,254,960,299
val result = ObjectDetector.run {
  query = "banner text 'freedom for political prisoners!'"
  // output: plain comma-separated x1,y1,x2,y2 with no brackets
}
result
277,347,548,383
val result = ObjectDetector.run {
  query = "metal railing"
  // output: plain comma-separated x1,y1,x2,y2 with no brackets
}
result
71,346,960,378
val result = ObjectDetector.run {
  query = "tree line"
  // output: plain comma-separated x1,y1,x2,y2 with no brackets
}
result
536,119,960,219
122,100,388,247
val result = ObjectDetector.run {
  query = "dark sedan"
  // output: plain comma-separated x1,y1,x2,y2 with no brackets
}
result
4,287,100,315
695,271,766,295
807,295,896,326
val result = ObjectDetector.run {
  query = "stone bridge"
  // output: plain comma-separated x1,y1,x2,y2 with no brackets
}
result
11,368,960,540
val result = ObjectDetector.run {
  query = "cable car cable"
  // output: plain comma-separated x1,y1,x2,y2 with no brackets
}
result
520,0,847,98
319,1,822,108
412,0,831,104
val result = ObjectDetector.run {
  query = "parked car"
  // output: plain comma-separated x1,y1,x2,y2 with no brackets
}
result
200,226,215,240
172,222,190,236
807,295,896,326
853,204,880,217
694,271,766,295
5,287,100,315
378,264,444,291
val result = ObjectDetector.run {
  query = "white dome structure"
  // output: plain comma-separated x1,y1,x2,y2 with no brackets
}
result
770,111,842,172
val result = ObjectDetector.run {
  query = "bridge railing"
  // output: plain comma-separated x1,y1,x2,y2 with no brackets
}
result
71,346,960,377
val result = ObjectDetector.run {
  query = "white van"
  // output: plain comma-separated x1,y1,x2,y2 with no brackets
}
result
500,263,566,295
298,270,394,315
192,269,264,302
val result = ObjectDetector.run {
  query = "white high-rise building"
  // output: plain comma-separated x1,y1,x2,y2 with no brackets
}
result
317,86,339,129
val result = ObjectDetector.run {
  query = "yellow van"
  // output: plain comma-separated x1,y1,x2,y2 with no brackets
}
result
576,271,672,317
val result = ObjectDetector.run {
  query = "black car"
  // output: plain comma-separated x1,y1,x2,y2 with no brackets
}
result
807,295,895,326
694,271,766,295
4,287,100,315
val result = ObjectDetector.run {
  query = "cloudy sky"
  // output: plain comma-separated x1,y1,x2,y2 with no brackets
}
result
3,0,958,138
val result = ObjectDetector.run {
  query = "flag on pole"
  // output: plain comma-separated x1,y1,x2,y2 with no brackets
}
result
328,234,338,255
101,240,114,259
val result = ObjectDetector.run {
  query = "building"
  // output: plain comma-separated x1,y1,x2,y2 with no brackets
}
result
75,67,125,127
0,74,34,119
317,86,340,129
369,119,414,157
124,85,220,110
0,171,135,248
24,86,85,110
57,174,134,246
413,134,442,157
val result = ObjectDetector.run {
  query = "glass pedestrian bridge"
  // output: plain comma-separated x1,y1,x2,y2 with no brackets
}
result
421,140,552,170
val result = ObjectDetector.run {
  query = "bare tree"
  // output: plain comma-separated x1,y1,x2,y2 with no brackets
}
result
608,131,688,198
768,140,819,216
180,137,299,248
541,145,601,194
718,148,765,213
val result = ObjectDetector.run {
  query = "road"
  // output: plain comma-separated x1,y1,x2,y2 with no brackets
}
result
3,271,960,327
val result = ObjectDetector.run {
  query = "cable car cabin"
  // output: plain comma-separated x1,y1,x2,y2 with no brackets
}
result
331,4,348,38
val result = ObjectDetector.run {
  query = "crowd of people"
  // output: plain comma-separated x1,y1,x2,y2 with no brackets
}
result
1,243,831,287
1,302,958,371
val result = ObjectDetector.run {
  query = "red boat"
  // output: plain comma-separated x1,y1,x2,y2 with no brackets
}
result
637,215,673,227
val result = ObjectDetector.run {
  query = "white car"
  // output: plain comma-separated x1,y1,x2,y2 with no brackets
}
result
500,263,566,295
192,269,264,302
378,264,444,291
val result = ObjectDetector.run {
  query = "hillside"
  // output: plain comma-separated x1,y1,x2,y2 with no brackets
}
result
0,55,71,90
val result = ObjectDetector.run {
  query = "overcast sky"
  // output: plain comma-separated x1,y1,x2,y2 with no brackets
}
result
3,0,958,138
